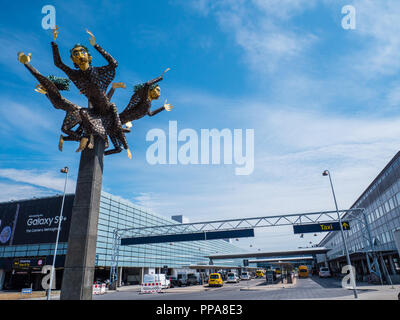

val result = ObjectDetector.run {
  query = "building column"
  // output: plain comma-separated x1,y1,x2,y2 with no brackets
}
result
388,255,396,275
0,270,5,291
361,259,367,274
118,267,123,287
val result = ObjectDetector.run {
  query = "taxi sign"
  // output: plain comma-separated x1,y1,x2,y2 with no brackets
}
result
293,221,350,234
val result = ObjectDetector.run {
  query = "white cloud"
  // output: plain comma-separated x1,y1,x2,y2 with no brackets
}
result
211,1,318,74
342,0,400,77
0,168,76,193
0,182,54,202
111,104,400,250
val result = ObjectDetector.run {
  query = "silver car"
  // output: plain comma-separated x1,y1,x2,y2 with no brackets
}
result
319,267,331,278
226,273,240,283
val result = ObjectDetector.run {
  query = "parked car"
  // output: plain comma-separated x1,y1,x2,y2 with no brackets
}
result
319,267,331,278
208,273,223,287
256,270,264,278
226,272,240,283
240,272,250,280
186,273,199,285
169,274,186,287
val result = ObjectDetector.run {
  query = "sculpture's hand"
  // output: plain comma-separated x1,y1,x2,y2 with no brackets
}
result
52,26,59,41
163,99,173,111
86,29,96,46
17,52,31,64
161,67,170,78
34,84,47,95
112,82,126,89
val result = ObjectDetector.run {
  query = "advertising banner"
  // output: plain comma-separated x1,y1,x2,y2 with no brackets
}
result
0,195,74,246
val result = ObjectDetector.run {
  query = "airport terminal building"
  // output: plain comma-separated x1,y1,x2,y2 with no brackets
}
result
0,191,245,291
317,152,400,283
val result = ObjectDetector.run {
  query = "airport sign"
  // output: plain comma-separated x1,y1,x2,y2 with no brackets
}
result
293,221,350,234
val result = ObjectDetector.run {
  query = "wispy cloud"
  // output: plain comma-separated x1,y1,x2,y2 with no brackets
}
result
209,0,319,74
349,0,400,77
0,168,76,193
0,182,55,202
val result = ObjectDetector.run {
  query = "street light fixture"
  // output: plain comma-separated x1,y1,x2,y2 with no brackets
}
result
323,169,358,299
47,166,69,300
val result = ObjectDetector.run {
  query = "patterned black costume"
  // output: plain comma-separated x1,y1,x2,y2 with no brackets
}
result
23,62,125,151
119,76,166,125
23,62,83,142
51,41,129,153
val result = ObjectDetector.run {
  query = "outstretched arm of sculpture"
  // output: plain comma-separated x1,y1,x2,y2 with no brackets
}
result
18,52,63,102
148,99,173,116
51,26,73,73
145,68,170,88
106,82,126,100
86,29,118,68
17,52,31,64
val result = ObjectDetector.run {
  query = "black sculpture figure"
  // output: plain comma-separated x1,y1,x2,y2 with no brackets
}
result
50,27,131,158
119,68,173,127
17,53,128,153
17,26,174,159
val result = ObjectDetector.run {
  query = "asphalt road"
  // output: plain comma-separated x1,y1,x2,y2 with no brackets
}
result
93,276,369,300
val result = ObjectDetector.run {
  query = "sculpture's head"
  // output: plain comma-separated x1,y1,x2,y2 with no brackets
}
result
133,83,161,100
149,85,161,100
70,44,92,70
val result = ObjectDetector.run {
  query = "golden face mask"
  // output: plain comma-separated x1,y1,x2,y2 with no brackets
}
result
149,86,161,100
71,46,91,70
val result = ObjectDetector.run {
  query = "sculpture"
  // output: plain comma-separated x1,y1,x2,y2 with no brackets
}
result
18,26,173,159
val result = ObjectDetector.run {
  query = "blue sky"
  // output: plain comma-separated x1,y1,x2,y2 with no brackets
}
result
2,0,400,251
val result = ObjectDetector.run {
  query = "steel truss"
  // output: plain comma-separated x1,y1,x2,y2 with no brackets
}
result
110,208,371,284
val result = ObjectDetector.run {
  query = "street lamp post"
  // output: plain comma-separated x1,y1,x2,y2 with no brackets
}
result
47,166,69,300
323,169,358,299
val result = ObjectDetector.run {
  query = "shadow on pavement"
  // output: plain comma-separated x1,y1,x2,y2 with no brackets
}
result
310,276,377,292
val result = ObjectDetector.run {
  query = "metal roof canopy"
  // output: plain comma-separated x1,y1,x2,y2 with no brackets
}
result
121,228,254,246
184,265,258,270
114,208,363,239
208,247,330,260
248,257,315,264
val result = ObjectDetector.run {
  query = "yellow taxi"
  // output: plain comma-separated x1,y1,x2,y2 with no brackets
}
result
298,265,309,278
256,270,264,278
208,273,223,287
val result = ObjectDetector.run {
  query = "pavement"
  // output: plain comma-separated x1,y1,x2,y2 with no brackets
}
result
2,277,399,300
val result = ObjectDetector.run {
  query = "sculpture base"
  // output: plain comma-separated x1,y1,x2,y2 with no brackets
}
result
60,137,105,300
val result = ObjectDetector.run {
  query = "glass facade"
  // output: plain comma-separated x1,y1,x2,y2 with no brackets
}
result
318,152,400,279
97,192,245,268
0,192,245,270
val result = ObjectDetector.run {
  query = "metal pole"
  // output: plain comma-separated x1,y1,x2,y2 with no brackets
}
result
324,170,358,299
47,167,68,300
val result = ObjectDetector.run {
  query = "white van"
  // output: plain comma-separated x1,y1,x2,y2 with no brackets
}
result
227,272,240,283
143,274,170,289
240,272,250,280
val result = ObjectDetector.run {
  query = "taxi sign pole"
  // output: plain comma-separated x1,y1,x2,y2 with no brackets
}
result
47,167,69,300
323,170,358,299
